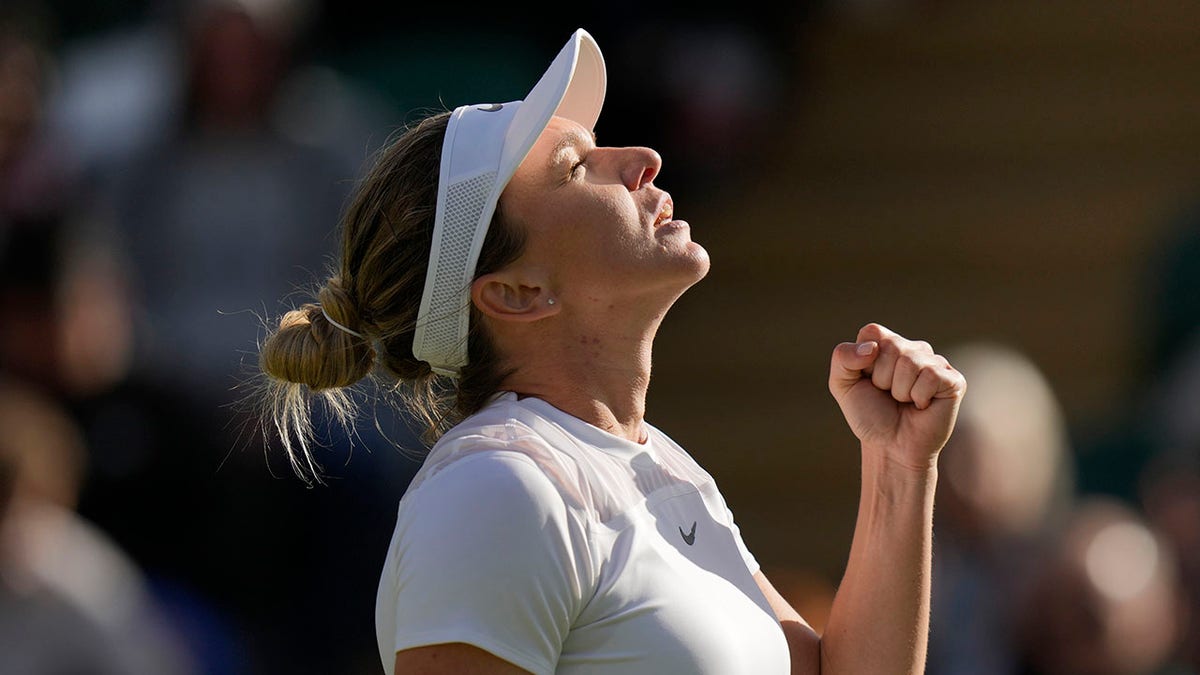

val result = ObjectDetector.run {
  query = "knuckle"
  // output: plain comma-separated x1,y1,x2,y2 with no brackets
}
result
858,322,886,339
943,371,966,394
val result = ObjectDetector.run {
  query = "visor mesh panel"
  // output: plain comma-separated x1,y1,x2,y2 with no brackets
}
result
423,171,498,365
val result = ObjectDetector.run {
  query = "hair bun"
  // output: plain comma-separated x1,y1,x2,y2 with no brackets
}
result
260,281,374,391
316,278,366,340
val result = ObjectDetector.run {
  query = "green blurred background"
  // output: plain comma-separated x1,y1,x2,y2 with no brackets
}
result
2,1,1198,673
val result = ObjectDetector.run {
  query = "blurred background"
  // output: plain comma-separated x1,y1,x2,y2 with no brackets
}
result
1,0,1198,673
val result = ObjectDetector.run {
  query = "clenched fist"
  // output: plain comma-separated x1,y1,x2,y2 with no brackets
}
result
829,323,967,472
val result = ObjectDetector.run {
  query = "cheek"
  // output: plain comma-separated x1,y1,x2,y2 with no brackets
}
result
550,192,637,250
507,185,646,276
585,190,641,241
582,199,647,268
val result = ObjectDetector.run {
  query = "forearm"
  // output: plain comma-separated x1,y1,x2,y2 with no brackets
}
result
819,448,938,675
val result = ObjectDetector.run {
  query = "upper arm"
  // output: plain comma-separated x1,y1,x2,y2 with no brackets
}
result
394,643,533,675
755,571,822,675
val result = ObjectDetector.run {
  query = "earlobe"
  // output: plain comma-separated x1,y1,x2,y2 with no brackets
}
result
471,274,560,323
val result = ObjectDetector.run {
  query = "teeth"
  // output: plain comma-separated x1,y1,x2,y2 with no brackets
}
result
658,202,673,224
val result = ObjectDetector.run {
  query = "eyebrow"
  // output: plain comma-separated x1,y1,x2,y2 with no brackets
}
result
548,128,597,169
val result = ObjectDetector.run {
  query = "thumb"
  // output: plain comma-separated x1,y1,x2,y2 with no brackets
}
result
829,341,879,399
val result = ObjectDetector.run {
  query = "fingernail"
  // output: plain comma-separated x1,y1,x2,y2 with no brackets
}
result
856,341,875,356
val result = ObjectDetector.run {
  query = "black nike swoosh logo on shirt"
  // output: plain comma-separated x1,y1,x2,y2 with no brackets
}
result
679,521,697,546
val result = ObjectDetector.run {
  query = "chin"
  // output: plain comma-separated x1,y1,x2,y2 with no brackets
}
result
666,241,711,295
683,240,711,280
692,241,711,270
626,239,712,301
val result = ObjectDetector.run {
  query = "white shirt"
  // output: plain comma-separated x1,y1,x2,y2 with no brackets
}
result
375,392,790,674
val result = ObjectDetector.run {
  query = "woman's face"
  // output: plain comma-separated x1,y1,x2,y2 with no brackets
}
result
500,116,710,308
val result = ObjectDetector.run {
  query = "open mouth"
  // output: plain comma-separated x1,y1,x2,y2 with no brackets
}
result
654,198,674,228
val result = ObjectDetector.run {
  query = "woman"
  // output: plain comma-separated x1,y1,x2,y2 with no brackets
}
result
258,29,965,675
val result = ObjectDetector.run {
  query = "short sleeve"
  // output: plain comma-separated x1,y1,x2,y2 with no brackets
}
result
383,451,592,675
726,505,761,575
698,476,760,575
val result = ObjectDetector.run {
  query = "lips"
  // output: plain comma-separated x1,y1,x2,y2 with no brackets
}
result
653,195,675,228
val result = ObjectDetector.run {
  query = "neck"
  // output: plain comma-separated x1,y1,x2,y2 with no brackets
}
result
496,305,665,444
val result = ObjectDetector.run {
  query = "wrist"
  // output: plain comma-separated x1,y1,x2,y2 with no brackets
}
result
861,444,940,483
859,449,939,521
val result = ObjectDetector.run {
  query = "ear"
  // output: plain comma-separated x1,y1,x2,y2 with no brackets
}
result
471,272,561,323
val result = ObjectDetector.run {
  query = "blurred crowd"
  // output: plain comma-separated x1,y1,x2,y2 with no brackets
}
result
1,0,1198,674
0,0,803,672
0,0,402,671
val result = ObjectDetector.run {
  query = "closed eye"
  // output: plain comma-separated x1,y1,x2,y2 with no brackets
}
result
561,156,586,185
550,128,597,186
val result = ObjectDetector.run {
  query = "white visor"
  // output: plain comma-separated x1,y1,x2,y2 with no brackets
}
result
411,28,606,377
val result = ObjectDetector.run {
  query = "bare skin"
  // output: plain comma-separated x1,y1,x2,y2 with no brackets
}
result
396,117,966,674
471,118,708,444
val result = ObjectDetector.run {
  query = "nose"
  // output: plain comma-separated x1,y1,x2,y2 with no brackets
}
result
617,146,662,191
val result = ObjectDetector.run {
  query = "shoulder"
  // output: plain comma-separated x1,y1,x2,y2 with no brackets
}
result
409,402,563,492
644,424,719,488
400,397,600,533
409,399,592,506
386,447,592,576
386,446,596,595
405,449,566,521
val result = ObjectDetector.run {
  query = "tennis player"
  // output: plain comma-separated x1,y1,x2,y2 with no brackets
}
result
257,28,965,675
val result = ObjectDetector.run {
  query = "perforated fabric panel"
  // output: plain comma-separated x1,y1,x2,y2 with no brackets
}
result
409,394,725,527
421,171,498,369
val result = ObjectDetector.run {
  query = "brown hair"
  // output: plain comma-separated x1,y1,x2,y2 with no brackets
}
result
255,111,526,483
